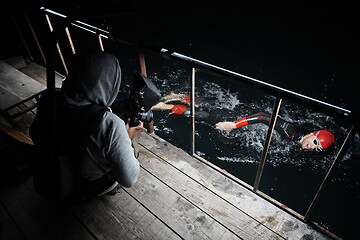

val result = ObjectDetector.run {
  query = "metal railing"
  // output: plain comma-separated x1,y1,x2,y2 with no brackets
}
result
20,6,359,239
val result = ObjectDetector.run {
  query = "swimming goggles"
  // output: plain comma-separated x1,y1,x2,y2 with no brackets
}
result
313,138,323,152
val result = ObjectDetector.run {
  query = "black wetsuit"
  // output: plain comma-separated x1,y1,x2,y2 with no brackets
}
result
241,112,305,144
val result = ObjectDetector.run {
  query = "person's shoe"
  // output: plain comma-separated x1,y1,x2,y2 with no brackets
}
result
97,181,119,196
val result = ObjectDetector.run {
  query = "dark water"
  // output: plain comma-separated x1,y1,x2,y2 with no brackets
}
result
148,68,360,239
124,4,360,239
13,2,359,239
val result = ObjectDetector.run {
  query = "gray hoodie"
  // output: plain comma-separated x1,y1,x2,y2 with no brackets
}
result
61,50,139,187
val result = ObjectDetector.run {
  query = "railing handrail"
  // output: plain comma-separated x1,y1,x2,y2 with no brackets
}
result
39,6,359,125
157,49,356,123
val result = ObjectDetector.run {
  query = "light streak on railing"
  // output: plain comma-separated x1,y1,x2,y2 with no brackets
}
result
44,13,68,75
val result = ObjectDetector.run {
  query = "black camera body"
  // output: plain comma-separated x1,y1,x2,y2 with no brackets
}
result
113,89,154,127
111,72,161,127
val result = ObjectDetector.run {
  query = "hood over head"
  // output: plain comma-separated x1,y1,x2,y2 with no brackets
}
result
61,50,121,108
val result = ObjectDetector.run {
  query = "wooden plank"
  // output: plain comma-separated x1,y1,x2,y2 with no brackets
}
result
0,85,23,111
5,56,64,88
24,61,64,88
135,144,283,240
4,56,27,70
0,177,94,240
72,187,182,240
20,67,47,86
9,103,37,136
71,148,241,239
0,60,45,110
138,132,330,240
0,121,33,144
129,168,240,239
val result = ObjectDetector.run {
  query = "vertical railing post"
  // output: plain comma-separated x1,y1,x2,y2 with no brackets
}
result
98,34,104,52
304,124,358,221
190,67,196,155
136,48,148,77
46,29,57,155
65,27,76,54
253,97,282,191
44,13,68,75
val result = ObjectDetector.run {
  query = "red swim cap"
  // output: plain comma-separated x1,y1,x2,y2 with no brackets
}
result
312,130,335,149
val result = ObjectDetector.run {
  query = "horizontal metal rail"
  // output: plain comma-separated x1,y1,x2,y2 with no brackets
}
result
39,7,357,124
158,50,355,122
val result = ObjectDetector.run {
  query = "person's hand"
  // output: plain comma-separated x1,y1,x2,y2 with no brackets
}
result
126,120,144,140
215,122,237,131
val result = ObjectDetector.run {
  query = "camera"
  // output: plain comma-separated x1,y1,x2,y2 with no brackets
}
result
111,72,161,127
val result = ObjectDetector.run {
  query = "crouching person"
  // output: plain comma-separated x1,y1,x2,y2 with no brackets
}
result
30,50,142,203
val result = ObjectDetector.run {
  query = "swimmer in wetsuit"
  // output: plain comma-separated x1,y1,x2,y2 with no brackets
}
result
151,93,191,116
151,93,209,119
215,112,335,151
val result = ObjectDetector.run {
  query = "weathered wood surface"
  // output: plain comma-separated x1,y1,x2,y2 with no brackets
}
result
72,184,183,240
0,60,45,111
0,131,331,240
0,177,93,240
0,120,33,144
0,56,64,137
133,146,280,239
4,56,64,88
138,132,331,240
0,57,331,240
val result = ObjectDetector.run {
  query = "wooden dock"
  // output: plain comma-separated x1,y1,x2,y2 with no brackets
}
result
0,57,331,239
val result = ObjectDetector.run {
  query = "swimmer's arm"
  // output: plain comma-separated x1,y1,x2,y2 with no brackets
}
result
161,93,188,103
150,102,174,111
215,122,237,131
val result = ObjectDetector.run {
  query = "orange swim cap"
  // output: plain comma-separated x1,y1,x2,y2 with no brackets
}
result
312,130,335,149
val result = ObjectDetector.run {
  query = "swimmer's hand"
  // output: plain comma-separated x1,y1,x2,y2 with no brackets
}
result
215,122,237,131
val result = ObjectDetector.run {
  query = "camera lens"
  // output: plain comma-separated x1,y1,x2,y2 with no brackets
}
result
138,111,153,123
